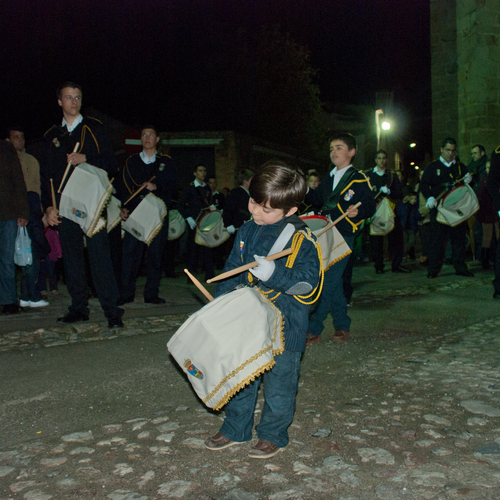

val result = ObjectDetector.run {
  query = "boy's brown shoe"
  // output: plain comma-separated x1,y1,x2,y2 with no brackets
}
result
332,329,350,342
248,439,281,459
204,432,239,450
305,332,321,346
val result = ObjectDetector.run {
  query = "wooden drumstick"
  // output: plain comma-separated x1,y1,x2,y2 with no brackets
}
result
124,176,155,205
206,248,293,284
58,142,80,193
435,175,468,203
316,201,362,237
50,178,57,212
184,269,214,301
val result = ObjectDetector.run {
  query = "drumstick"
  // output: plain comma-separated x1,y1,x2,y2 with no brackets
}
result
206,248,293,284
50,178,57,211
124,176,155,205
184,269,214,301
435,175,468,202
57,142,80,193
316,201,362,237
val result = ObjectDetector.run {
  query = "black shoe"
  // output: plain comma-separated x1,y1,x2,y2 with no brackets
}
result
456,270,474,277
392,266,411,273
427,272,438,279
57,312,89,323
2,303,21,315
375,269,384,274
108,316,124,328
118,297,134,306
144,296,166,304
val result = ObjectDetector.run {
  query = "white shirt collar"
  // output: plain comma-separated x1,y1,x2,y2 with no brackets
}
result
194,179,206,188
373,166,386,176
62,114,83,133
240,185,250,194
140,150,156,164
330,165,353,190
439,156,456,168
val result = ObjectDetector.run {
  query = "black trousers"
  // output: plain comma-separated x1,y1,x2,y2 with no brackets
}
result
371,217,404,272
185,228,214,281
59,218,121,319
427,208,468,275
121,221,168,301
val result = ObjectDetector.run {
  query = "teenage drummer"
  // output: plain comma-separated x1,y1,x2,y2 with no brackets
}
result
420,137,474,278
40,81,124,327
115,125,178,305
204,160,322,458
178,165,216,281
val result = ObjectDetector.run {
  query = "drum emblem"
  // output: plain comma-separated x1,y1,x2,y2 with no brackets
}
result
184,359,204,379
456,209,464,217
344,189,354,201
159,163,165,171
132,228,142,238
71,208,87,218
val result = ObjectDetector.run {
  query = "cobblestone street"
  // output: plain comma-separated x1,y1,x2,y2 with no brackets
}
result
2,261,500,499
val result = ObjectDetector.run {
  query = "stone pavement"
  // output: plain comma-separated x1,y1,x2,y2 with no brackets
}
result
2,262,500,499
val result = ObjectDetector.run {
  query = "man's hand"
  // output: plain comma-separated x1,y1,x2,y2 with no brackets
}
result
67,152,86,165
17,218,28,227
120,207,129,220
46,206,61,226
143,181,157,191
463,173,473,185
380,186,390,194
426,197,437,209
187,217,197,230
346,205,359,218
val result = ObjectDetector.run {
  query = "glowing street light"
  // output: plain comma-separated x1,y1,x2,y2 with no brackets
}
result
381,121,391,130
410,143,416,148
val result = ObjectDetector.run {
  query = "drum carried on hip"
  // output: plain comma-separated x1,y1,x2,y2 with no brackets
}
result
370,197,395,236
167,209,186,241
167,286,284,410
195,210,230,248
300,214,351,271
122,193,167,245
106,195,122,233
59,163,112,237
437,185,479,227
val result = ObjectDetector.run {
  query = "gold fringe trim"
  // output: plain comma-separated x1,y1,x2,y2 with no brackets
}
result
437,205,479,227
324,245,352,272
87,189,112,238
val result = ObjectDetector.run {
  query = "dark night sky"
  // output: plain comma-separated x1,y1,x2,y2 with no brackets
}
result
1,0,431,153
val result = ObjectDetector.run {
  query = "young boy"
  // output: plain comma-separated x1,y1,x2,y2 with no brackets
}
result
204,160,322,459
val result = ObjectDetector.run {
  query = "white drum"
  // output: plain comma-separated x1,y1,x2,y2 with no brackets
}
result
195,210,230,248
106,195,122,232
370,197,395,236
59,163,112,237
167,286,284,410
300,215,351,271
122,193,167,245
168,209,186,241
437,185,479,227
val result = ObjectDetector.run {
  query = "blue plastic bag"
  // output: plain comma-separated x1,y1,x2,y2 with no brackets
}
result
14,226,33,266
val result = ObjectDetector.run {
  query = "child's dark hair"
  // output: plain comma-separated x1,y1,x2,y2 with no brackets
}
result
329,132,356,150
249,160,306,214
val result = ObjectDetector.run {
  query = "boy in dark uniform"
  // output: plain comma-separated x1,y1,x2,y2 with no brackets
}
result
204,160,322,458
305,133,376,344
41,82,123,327
115,126,178,304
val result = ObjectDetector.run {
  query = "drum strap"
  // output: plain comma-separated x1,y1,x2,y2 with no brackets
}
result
322,168,359,212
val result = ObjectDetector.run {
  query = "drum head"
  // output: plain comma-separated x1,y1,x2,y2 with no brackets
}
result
199,211,221,232
300,215,328,232
442,186,467,207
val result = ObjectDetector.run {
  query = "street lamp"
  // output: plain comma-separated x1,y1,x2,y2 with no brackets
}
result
381,121,391,130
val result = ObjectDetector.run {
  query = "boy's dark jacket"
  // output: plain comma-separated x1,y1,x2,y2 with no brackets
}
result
215,215,321,353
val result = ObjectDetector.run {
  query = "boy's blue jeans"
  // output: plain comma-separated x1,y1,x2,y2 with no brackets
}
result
219,350,301,448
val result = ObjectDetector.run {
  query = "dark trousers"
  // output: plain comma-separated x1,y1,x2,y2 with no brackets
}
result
494,232,500,295
59,218,120,319
121,221,169,301
185,228,214,280
427,208,468,275
371,217,404,271
20,257,42,302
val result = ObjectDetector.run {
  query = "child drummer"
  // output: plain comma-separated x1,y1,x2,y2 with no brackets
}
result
204,160,322,459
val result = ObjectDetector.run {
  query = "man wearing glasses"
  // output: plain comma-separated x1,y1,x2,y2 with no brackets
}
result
420,138,474,278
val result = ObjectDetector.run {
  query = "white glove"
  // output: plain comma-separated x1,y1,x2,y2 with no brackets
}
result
226,225,235,234
250,255,275,282
498,211,500,219
380,186,390,194
463,173,473,185
187,217,196,230
210,204,217,211
426,197,437,209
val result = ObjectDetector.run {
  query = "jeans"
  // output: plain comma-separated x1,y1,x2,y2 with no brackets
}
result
308,235,354,335
20,257,41,302
0,220,17,305
220,350,302,448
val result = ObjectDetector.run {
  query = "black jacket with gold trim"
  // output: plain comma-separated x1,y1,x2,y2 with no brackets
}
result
306,166,376,237
487,145,500,213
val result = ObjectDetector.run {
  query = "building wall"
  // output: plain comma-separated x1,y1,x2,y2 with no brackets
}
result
431,0,500,160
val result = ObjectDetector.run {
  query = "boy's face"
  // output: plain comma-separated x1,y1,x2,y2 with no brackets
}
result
141,128,159,150
194,166,207,183
58,87,82,119
330,140,355,169
308,175,319,189
248,198,297,226
409,195,417,205
375,153,387,170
